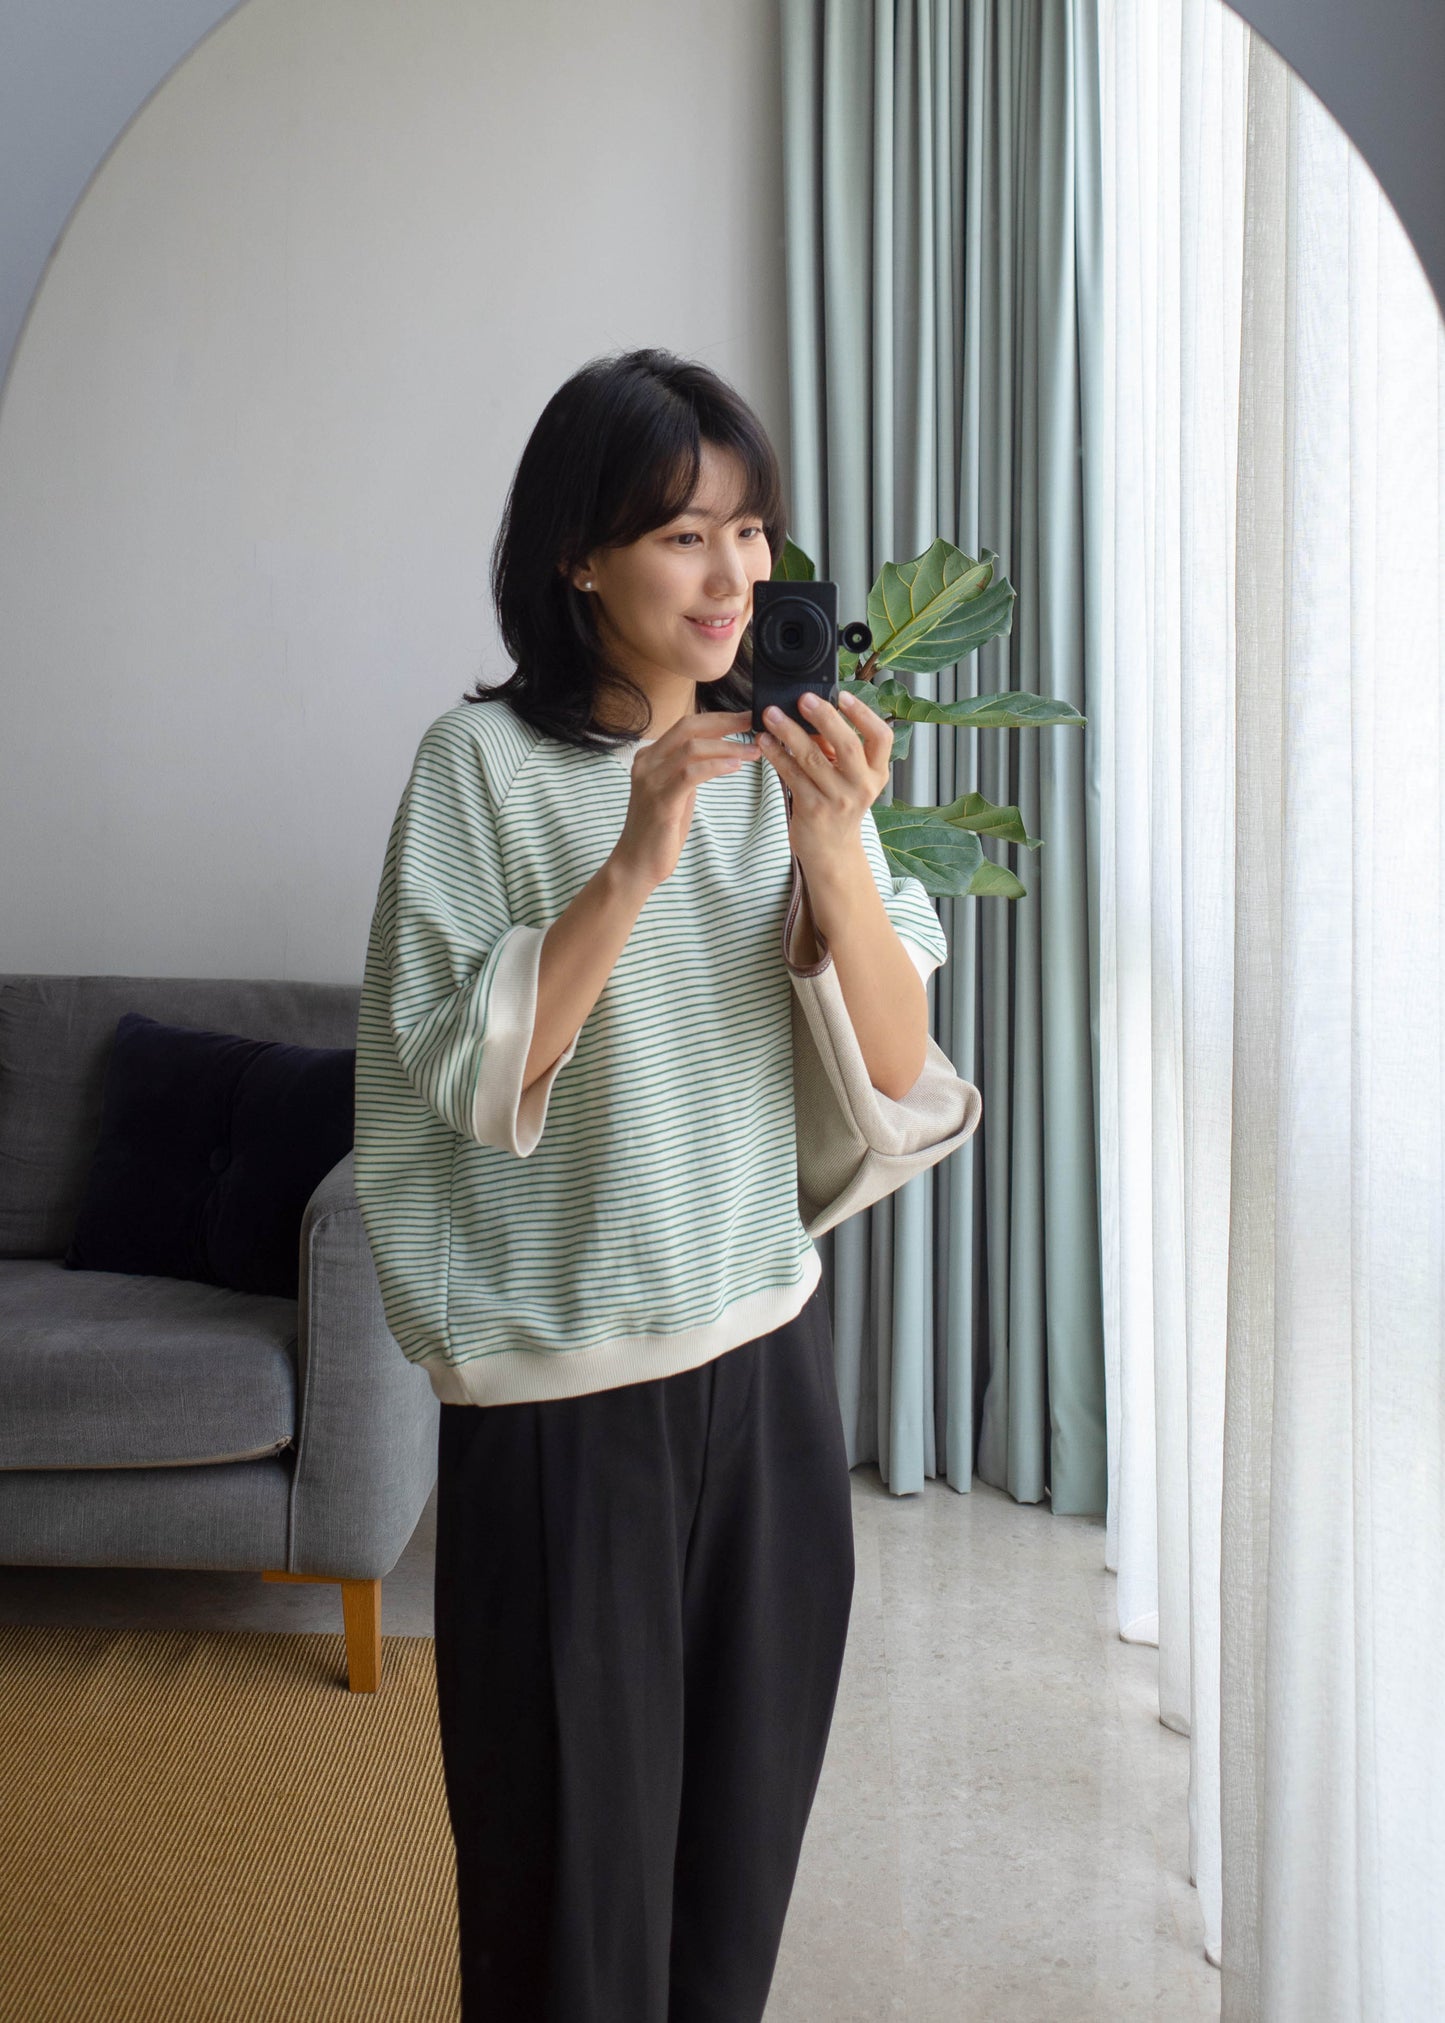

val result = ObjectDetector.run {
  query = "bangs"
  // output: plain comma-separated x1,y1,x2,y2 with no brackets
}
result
593,409,784,555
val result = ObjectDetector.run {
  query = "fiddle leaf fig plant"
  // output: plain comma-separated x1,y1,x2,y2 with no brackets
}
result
774,534,1084,900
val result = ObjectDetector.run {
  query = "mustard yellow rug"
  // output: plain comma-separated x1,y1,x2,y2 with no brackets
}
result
0,1625,459,2021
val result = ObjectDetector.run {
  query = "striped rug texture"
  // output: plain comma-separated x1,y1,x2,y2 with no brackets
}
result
0,1625,460,2021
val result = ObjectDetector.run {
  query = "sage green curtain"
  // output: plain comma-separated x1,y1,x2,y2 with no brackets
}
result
779,0,1106,1513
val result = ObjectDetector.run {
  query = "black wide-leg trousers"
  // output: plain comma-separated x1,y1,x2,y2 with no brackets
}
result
432,1279,856,2023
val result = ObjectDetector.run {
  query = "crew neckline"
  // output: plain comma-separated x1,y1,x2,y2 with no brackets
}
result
602,737,656,770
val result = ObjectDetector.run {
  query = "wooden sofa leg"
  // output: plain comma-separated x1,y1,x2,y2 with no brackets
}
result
261,1571,383,1693
340,1578,383,1693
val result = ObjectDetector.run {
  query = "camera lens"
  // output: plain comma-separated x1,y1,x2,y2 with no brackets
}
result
758,598,831,670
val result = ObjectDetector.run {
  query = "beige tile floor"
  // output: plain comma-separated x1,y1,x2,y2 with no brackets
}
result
0,1469,1219,2022
770,1472,1221,2022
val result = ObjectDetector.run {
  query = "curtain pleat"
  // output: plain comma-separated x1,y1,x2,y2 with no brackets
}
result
781,0,1107,1513
788,0,1443,2005
1099,1,1445,2010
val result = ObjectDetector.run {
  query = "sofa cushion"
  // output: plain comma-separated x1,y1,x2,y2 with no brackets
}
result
0,1258,297,1469
0,976,362,1261
62,1013,354,1299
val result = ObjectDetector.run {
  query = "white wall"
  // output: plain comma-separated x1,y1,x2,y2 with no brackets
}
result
0,0,245,399
0,0,790,981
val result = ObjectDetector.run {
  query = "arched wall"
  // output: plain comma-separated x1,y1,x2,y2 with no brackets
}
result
1,0,1439,976
0,0,790,977
4,0,1441,408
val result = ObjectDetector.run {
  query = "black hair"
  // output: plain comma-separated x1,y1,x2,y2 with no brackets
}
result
461,347,787,754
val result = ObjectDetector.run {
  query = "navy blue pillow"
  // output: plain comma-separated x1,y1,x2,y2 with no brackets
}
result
63,1012,356,1299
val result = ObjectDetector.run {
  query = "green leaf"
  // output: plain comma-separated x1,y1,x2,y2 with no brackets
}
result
873,801,1033,901
769,534,1055,899
893,790,1042,850
964,857,1029,900
874,680,1086,730
865,538,1016,676
840,677,1079,767
773,537,816,581
832,674,908,758
839,673,885,712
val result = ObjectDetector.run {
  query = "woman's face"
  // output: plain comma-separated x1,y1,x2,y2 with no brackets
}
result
566,440,773,705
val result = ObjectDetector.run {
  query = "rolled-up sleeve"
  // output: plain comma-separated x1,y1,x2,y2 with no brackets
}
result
858,805,949,981
383,716,578,1155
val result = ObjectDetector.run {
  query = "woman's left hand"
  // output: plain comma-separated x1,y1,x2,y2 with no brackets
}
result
756,690,894,873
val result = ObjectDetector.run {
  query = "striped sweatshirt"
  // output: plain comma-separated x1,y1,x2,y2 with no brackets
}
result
352,697,948,1407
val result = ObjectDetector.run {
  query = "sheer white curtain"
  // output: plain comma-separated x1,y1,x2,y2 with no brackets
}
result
1093,1,1445,2015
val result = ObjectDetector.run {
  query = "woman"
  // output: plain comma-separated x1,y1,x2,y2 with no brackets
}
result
352,347,947,2021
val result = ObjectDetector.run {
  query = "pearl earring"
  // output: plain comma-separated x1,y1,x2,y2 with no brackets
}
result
585,580,593,590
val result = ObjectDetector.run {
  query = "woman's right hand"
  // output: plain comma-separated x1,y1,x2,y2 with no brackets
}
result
610,710,761,893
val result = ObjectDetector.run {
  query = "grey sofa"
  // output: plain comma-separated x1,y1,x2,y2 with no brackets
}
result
0,974,439,1693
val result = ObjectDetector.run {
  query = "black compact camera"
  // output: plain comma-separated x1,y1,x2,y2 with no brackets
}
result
749,579,873,738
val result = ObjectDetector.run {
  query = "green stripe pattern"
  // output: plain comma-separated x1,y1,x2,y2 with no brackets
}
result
353,699,947,1400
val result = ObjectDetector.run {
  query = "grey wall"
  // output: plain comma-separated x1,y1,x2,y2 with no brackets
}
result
0,1,246,404
1226,0,1445,318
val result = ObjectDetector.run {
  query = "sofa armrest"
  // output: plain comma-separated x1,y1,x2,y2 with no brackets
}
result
286,1149,439,1579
